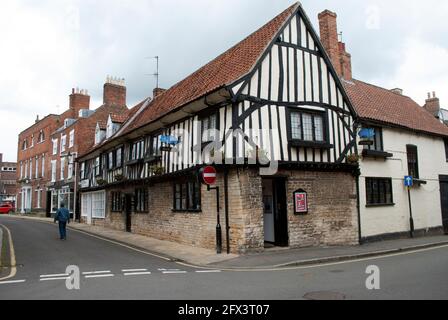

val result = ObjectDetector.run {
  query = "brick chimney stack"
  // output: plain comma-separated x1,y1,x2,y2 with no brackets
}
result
70,88,90,118
153,87,166,99
318,10,352,80
424,91,440,118
104,76,126,107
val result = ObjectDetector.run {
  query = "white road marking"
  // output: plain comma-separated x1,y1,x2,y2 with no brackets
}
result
123,272,152,276
0,279,26,285
158,268,180,271
40,274,69,278
82,270,111,275
84,274,115,279
122,269,148,273
40,277,70,282
195,270,222,273
162,271,187,274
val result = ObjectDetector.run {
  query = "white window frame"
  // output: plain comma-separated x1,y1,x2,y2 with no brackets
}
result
69,130,75,148
25,160,28,179
52,139,58,155
60,158,65,181
68,155,74,180
51,160,57,182
60,134,67,154
41,155,45,178
35,157,39,179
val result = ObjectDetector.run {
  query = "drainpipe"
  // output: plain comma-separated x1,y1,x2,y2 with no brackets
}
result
356,172,362,245
224,167,231,254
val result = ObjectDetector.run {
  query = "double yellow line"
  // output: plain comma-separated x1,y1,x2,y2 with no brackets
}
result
0,224,17,281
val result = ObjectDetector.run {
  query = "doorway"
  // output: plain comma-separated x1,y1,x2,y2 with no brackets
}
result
262,179,289,247
439,176,448,234
125,194,133,233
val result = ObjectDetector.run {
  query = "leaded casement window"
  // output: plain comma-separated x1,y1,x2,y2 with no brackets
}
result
130,140,145,161
94,157,101,177
289,110,326,143
366,178,394,206
365,127,384,152
406,145,419,179
111,192,122,212
173,180,201,212
201,113,219,143
134,188,148,213
150,135,162,157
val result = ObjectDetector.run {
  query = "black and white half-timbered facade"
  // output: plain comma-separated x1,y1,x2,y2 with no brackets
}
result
78,3,360,253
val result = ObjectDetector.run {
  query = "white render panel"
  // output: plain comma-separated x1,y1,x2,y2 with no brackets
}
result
359,128,448,238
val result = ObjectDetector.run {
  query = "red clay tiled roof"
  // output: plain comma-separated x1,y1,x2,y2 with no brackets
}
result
110,113,128,124
344,79,448,137
123,2,299,135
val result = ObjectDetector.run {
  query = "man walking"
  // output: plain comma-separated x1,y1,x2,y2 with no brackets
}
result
54,203,70,240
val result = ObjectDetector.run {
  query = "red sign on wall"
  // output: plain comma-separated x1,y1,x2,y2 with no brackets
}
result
200,166,217,185
294,189,308,215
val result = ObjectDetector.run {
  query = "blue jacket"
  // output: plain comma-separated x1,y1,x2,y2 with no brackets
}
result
55,208,70,223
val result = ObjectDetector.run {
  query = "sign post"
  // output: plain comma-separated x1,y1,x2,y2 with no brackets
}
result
200,166,222,254
404,176,414,238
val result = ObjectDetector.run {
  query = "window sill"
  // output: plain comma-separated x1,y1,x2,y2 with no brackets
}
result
126,159,143,166
289,141,333,149
362,150,393,159
366,203,395,208
172,209,202,214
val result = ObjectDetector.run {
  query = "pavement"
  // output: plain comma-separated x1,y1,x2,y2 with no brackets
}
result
1,215,448,300
4,213,448,270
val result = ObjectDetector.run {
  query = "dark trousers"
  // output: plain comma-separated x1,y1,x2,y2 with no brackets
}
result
59,222,67,239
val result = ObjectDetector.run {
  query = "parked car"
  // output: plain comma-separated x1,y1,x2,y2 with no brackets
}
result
0,203,14,214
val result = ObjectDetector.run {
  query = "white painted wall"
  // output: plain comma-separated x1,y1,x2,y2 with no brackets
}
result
359,127,448,238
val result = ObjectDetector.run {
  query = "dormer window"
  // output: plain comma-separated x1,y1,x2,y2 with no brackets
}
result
95,123,106,145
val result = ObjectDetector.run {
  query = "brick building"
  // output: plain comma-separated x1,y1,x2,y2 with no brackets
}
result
48,78,129,219
17,78,129,217
0,153,17,204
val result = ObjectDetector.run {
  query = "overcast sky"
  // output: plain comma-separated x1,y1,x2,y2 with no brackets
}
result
1,0,447,162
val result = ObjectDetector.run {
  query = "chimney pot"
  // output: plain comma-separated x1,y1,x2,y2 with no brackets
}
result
424,91,440,118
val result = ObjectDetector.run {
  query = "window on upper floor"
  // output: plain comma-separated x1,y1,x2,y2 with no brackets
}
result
80,162,86,180
60,158,65,181
130,140,145,161
444,139,448,162
30,135,34,148
108,151,116,170
52,139,58,155
94,157,101,177
38,130,45,143
406,145,419,179
365,127,384,152
60,135,67,154
22,139,28,151
289,110,327,145
69,130,75,148
201,113,219,143
116,148,122,167
51,160,57,183
41,155,45,178
149,135,162,157
366,177,394,206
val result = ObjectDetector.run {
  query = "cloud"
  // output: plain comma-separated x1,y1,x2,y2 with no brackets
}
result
0,0,447,161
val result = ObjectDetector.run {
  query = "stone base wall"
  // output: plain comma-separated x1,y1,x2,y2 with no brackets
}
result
80,167,359,254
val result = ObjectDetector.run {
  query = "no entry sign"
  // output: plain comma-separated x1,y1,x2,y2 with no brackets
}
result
201,166,217,185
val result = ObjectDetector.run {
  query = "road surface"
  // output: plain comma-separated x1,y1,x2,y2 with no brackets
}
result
1,216,448,300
